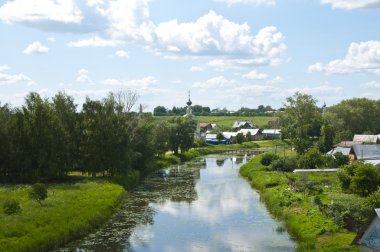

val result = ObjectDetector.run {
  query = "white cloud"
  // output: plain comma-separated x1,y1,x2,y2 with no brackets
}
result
0,67,36,86
214,0,276,7
76,69,93,84
267,76,285,84
154,12,286,64
115,50,129,58
242,70,268,80
102,76,158,88
0,65,11,72
23,41,49,55
308,41,380,75
190,66,204,72
0,0,82,24
360,81,380,88
47,37,56,42
192,76,237,89
321,0,380,10
67,36,124,47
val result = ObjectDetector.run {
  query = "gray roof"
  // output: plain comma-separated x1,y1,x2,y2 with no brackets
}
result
351,144,380,160
205,134,217,140
334,141,355,148
238,129,260,136
232,121,253,128
262,129,281,134
353,135,379,144
327,147,350,156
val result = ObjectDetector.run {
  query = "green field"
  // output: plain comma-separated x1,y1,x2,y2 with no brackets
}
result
0,180,124,252
154,116,273,128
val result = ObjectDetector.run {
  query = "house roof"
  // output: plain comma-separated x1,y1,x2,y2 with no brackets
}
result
262,129,281,134
199,122,211,127
327,147,351,156
238,129,261,136
350,144,380,160
334,141,355,148
222,132,238,139
353,135,379,144
232,121,253,128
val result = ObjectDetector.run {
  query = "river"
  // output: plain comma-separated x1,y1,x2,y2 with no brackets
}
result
60,153,295,252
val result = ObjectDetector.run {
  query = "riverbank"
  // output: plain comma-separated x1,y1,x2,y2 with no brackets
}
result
240,153,358,251
0,180,124,252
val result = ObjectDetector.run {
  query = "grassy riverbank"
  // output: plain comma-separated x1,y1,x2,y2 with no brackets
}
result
0,180,124,252
240,153,358,251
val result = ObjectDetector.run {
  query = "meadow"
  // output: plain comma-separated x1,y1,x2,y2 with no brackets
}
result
0,180,124,252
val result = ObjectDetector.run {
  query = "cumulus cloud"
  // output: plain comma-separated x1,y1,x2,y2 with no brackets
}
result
360,81,380,88
213,0,276,6
0,0,82,24
267,76,285,84
308,41,380,75
242,70,268,80
190,66,204,72
67,36,124,47
0,66,36,86
76,69,93,83
321,0,380,10
115,50,129,58
192,76,237,89
23,41,49,55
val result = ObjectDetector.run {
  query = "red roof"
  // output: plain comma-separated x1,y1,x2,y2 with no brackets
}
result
199,123,211,127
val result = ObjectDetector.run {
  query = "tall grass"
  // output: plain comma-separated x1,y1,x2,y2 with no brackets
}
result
0,181,124,252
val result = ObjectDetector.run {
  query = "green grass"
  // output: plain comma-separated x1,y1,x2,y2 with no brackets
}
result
240,153,359,251
0,180,124,252
153,116,273,128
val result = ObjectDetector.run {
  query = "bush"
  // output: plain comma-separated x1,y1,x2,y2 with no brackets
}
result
297,147,324,169
351,163,380,196
193,138,207,148
366,188,380,209
29,183,48,205
333,152,349,167
337,169,351,191
271,156,298,172
3,199,21,215
260,153,279,166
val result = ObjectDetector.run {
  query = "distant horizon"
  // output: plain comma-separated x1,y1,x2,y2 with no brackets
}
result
1,0,380,111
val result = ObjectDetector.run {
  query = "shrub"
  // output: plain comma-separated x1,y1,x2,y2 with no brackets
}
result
351,163,380,196
333,152,349,167
271,156,298,172
260,153,279,166
29,183,48,205
3,199,21,215
297,147,324,169
337,169,351,191
366,188,380,209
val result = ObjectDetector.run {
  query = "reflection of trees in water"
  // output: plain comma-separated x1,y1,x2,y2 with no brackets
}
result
235,157,244,164
216,158,226,167
60,165,200,252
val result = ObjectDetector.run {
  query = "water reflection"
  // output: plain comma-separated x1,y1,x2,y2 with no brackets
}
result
59,153,295,252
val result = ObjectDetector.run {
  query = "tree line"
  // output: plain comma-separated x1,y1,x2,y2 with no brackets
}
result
153,104,276,116
0,91,196,183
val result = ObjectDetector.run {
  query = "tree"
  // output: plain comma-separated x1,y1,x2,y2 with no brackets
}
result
216,132,224,142
235,133,244,144
168,117,197,155
153,106,168,116
297,147,324,169
279,92,322,154
351,163,380,196
318,122,335,153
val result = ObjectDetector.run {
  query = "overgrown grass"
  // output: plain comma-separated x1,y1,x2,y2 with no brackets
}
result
240,153,359,251
0,180,124,252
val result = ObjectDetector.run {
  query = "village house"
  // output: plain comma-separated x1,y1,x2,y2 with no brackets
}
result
262,129,281,139
349,144,380,167
238,129,263,141
199,122,213,132
353,208,380,251
205,133,229,145
232,121,254,130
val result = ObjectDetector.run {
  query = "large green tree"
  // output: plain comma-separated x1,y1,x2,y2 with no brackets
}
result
279,92,322,154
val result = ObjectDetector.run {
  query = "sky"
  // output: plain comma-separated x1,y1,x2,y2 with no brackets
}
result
0,0,380,111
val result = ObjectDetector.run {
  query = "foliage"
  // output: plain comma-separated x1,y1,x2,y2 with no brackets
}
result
298,147,324,169
337,161,380,196
216,132,224,142
168,116,197,155
279,92,322,154
29,183,48,205
234,133,244,144
326,98,380,141
318,122,335,153
333,152,349,167
271,156,298,172
260,152,279,166
3,199,21,215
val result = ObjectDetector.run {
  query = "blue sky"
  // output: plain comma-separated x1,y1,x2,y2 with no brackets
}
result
1,0,380,111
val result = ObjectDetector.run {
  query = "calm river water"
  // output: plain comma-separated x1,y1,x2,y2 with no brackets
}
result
60,153,295,252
